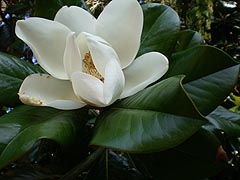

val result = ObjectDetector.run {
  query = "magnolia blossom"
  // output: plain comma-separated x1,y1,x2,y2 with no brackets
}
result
16,0,168,110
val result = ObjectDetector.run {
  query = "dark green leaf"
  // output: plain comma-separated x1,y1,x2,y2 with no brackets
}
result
0,52,45,107
132,128,225,180
165,45,239,115
34,0,62,19
166,45,236,82
175,30,204,52
0,105,89,169
91,76,206,152
184,65,239,115
207,106,240,137
34,0,89,19
83,149,144,180
139,3,180,57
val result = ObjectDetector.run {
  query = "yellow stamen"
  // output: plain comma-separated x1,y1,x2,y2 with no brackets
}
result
86,0,104,13
83,52,104,82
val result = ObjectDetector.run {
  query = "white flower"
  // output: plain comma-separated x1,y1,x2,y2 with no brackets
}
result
16,0,168,110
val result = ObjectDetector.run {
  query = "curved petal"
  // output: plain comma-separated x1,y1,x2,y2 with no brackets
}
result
103,59,125,104
15,18,71,80
18,74,85,110
96,0,143,68
71,60,125,107
64,32,83,77
77,32,120,77
54,6,96,35
71,72,105,107
120,52,169,98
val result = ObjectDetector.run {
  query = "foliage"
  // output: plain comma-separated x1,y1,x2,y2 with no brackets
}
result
0,0,239,180
144,0,240,61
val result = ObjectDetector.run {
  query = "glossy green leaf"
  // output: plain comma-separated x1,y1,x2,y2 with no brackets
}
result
91,76,206,153
34,0,89,19
175,30,204,52
0,52,45,107
132,128,225,180
0,105,90,169
165,45,239,115
184,65,239,115
138,3,180,57
166,45,236,82
207,106,240,137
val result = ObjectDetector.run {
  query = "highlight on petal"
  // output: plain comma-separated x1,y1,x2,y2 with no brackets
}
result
96,0,143,68
54,6,96,35
63,32,83,78
71,72,105,107
71,60,124,107
15,18,71,80
120,52,169,98
19,74,85,110
77,32,120,77
103,59,125,105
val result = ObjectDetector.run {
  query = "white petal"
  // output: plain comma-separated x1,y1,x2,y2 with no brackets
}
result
96,0,143,68
71,60,125,107
47,100,85,110
71,72,106,107
54,6,96,35
120,52,169,98
19,74,85,110
63,32,82,77
15,18,71,80
103,59,125,104
77,32,120,77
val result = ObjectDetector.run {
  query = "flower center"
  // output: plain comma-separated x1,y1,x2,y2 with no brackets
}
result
82,52,104,82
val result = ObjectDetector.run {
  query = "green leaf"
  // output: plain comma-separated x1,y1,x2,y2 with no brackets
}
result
139,3,180,57
0,105,90,169
166,45,236,82
184,65,239,115
207,106,240,137
175,30,204,52
165,45,239,115
91,76,206,153
34,0,89,19
132,128,225,180
0,52,45,107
